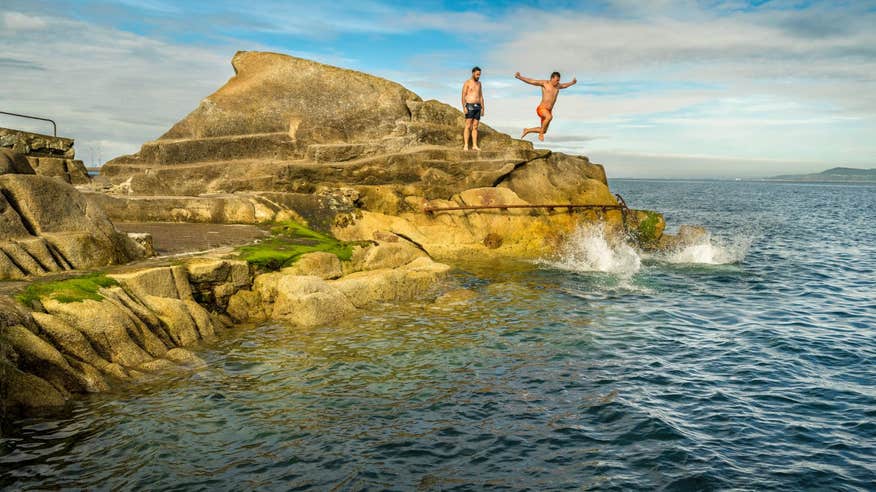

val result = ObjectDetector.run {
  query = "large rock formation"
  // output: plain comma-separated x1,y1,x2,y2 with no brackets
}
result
102,51,538,198
99,51,649,259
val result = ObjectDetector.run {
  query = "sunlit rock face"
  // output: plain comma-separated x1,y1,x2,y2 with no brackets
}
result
99,51,641,258
101,50,559,199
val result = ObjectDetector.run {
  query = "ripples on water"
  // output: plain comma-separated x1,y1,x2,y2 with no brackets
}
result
2,180,875,490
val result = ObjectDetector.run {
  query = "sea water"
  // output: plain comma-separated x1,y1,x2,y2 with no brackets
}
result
1,179,874,490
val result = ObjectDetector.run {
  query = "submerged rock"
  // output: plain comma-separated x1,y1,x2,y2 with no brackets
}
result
1,233,452,413
435,288,479,305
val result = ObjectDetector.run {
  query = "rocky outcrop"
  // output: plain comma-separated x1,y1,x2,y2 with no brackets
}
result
100,51,614,206
95,52,649,258
227,241,448,324
330,186,651,260
1,240,450,413
0,128,90,184
0,170,147,280
1,52,695,417
27,157,90,185
0,128,74,158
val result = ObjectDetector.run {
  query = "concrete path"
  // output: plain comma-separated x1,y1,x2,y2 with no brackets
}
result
115,222,269,256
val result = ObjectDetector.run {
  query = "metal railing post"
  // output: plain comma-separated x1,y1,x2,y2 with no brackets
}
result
0,111,57,136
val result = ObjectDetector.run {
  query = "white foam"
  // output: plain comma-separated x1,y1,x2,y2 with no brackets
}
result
542,224,751,276
658,234,750,265
542,225,642,275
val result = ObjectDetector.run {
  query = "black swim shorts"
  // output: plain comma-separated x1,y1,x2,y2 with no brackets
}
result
465,103,482,120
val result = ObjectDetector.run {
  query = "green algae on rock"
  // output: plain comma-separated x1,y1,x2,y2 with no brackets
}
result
15,273,119,306
633,210,665,248
237,221,355,271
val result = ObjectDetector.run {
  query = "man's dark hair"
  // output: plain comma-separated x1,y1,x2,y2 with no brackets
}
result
472,66,481,73
551,71,561,79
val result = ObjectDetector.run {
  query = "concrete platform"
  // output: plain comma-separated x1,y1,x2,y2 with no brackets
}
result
115,222,269,256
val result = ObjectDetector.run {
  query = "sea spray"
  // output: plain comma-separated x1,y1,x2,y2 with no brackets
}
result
541,224,751,276
541,225,642,275
655,233,751,265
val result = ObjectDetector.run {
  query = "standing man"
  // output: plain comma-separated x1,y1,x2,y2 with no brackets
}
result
462,66,484,151
515,71,576,141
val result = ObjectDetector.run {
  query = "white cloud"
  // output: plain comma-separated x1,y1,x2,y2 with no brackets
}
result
459,2,876,174
2,12,48,30
2,0,873,177
0,14,235,163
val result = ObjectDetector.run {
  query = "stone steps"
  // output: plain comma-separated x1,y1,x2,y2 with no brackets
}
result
111,132,303,166
96,144,549,197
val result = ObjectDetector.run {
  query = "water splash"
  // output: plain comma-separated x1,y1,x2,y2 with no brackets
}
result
656,233,751,265
543,225,751,275
542,225,642,275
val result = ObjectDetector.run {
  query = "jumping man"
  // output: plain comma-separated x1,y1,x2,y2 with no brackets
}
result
462,66,484,151
515,71,576,141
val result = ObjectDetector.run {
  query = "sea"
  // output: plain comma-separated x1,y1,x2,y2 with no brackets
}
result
1,179,874,491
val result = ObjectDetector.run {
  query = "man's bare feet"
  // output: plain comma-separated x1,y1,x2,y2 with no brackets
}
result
538,133,545,141
463,146,469,151
472,146,481,151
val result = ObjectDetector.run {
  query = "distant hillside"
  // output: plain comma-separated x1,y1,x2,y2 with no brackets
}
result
769,167,876,183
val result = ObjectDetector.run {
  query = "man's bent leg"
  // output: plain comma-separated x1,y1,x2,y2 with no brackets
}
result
472,120,480,150
539,113,553,141
463,119,472,150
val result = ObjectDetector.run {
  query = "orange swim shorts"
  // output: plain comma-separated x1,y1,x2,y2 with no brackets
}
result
537,105,550,122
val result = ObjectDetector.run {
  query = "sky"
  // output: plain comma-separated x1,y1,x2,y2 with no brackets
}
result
1,0,874,178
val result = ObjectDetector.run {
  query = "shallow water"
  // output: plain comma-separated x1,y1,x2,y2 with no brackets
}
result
2,180,875,490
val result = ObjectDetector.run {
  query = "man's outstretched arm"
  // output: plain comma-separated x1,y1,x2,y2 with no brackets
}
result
559,78,578,89
515,72,545,86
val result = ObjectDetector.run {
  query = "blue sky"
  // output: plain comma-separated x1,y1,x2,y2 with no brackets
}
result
1,0,874,177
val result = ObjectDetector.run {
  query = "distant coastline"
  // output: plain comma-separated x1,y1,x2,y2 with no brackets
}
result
765,167,876,183
610,167,876,184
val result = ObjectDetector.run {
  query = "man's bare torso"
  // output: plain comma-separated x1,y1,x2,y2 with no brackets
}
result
463,79,482,103
539,83,560,110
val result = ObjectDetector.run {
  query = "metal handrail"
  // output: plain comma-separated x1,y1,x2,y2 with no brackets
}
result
0,111,57,136
424,203,624,214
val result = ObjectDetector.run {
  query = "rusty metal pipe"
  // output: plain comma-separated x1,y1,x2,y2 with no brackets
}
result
423,203,624,214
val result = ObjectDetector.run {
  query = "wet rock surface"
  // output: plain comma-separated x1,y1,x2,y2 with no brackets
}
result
1,240,451,413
